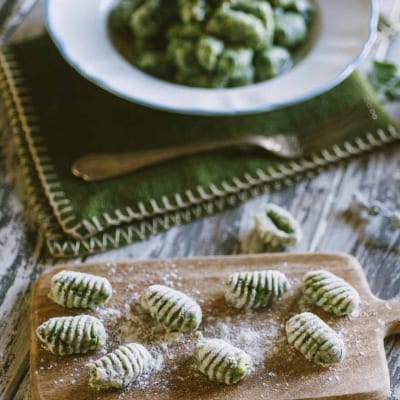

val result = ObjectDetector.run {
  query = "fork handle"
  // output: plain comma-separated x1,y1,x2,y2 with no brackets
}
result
72,137,260,181
73,133,287,182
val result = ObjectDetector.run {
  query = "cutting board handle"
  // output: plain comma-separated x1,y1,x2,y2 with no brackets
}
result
373,299,400,336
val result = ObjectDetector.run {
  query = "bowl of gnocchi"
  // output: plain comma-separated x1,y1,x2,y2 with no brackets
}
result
45,0,378,115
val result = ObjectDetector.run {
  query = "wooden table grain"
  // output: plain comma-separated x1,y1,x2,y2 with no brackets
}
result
0,1,400,399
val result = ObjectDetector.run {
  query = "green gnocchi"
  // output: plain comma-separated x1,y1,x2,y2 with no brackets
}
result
110,0,314,87
36,315,107,355
303,270,360,317
255,203,302,249
48,270,113,309
254,45,292,80
286,312,345,364
274,10,308,48
139,284,202,332
194,333,253,384
224,270,290,309
88,343,154,390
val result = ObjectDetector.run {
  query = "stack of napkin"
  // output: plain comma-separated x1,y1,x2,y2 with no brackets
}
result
1,35,398,257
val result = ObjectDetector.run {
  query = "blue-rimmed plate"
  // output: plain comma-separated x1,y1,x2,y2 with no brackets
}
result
45,0,378,116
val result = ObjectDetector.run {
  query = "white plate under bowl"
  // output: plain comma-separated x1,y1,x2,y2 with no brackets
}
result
45,0,378,116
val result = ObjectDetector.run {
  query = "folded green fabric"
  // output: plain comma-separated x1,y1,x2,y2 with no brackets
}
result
1,35,399,257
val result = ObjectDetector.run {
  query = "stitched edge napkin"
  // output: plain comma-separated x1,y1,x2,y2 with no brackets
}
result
1,35,399,257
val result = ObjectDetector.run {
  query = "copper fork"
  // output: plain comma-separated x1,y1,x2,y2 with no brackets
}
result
72,105,373,182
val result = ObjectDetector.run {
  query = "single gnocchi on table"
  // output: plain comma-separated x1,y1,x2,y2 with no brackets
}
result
303,270,360,317
36,315,107,355
255,203,302,249
193,333,253,384
48,270,113,309
110,0,315,88
88,343,154,390
285,312,345,364
224,269,290,309
139,284,202,332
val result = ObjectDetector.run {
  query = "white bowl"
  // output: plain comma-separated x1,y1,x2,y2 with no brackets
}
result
45,0,378,116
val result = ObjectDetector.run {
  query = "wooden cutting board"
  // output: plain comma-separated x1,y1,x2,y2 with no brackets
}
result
30,253,400,400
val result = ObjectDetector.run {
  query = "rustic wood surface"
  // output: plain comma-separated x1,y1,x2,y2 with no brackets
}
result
0,1,400,399
30,254,400,400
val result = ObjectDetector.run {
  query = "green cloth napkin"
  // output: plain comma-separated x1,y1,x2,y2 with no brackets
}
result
1,35,399,257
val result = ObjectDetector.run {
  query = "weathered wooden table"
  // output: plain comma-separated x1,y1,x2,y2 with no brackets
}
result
1,1,400,399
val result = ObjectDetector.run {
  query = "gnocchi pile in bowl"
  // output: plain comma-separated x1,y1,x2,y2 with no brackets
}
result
46,0,377,114
110,0,315,88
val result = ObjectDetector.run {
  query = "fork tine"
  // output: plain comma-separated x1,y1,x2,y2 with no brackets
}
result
300,116,372,154
298,106,373,154
300,121,367,154
254,104,372,159
298,104,371,146
288,104,363,141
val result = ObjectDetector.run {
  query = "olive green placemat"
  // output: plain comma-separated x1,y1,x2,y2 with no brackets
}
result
1,35,399,257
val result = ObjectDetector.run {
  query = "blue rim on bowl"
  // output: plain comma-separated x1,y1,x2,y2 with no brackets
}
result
45,0,379,116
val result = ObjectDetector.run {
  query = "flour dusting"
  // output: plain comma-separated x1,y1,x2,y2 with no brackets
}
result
34,260,372,400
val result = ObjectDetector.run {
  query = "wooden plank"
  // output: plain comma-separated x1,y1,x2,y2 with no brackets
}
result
13,373,30,400
0,103,41,399
0,0,40,44
5,0,44,44
30,254,400,400
0,0,399,399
